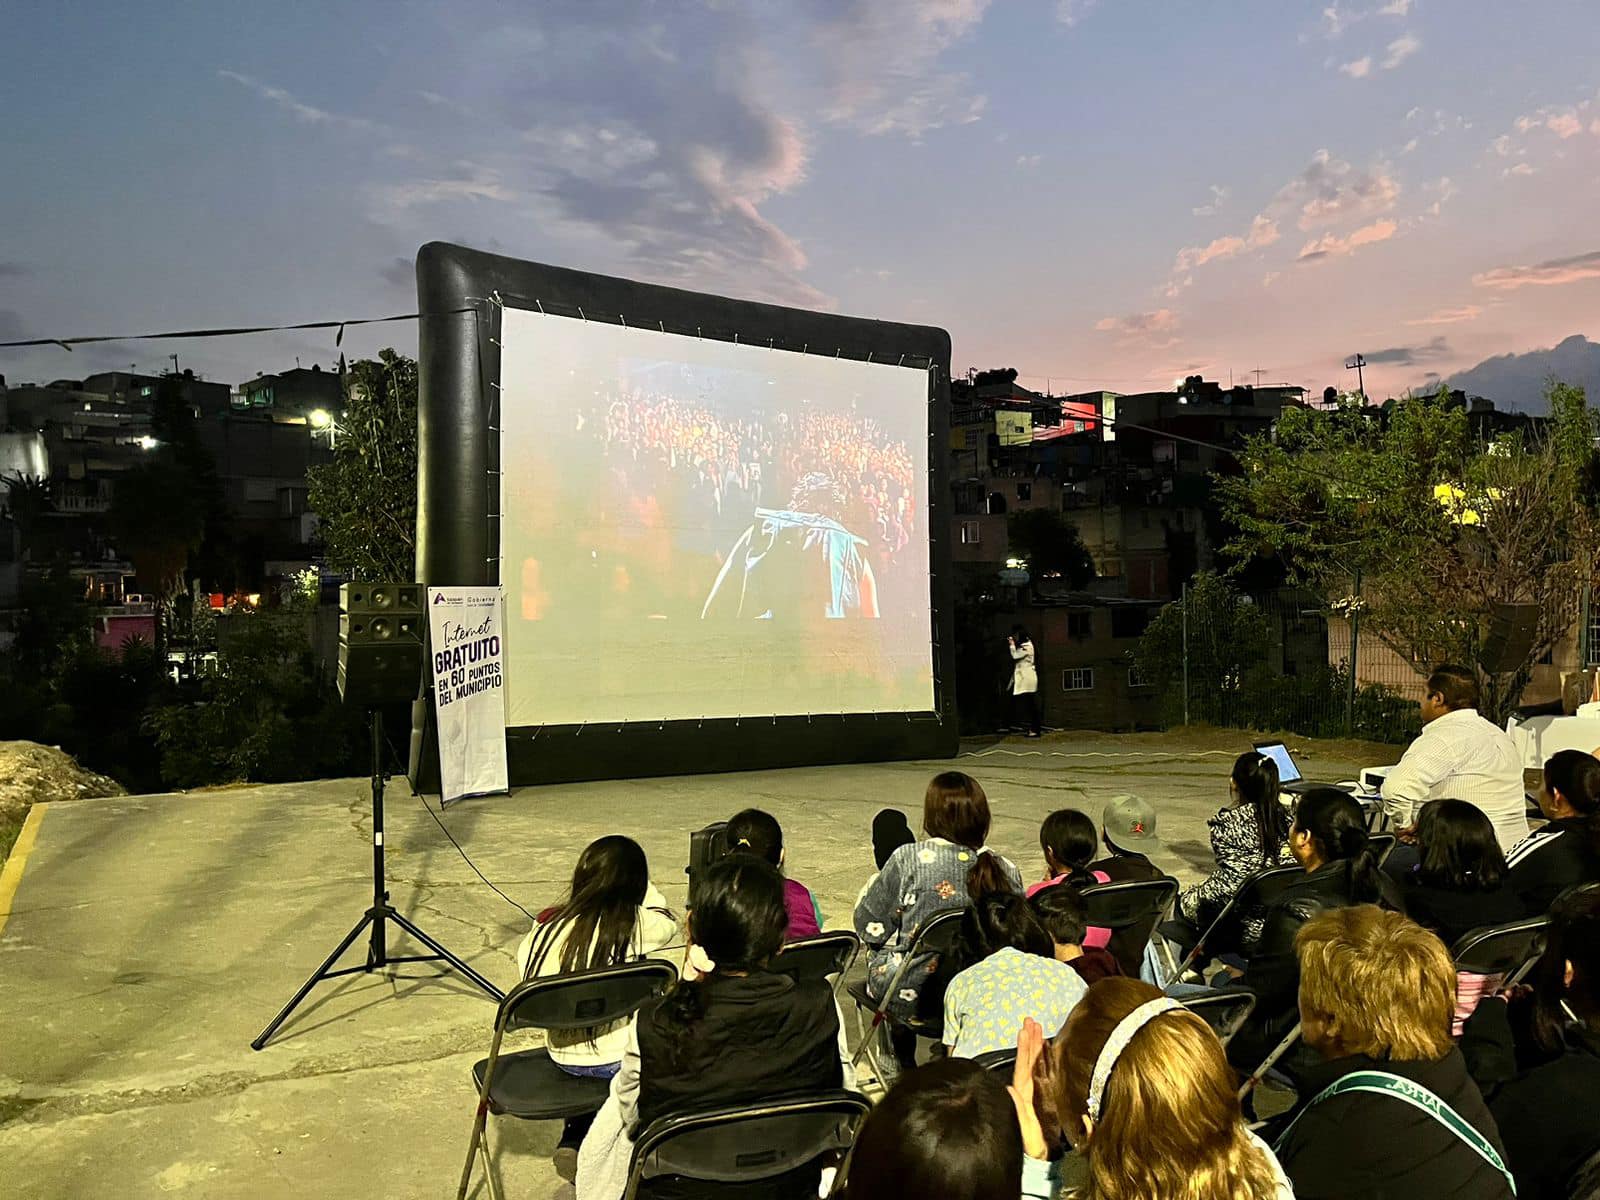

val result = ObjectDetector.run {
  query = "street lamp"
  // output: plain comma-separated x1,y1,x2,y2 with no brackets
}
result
308,409,338,449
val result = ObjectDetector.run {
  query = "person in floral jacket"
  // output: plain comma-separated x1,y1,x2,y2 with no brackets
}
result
855,772,1024,1026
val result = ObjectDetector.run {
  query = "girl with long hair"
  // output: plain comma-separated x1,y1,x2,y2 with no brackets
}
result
517,835,678,1077
1404,799,1522,947
576,856,849,1199
1506,749,1600,912
1009,977,1292,1199
1177,752,1294,944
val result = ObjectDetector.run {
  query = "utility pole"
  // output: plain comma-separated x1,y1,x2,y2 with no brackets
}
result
1252,367,1265,387
1345,353,1367,401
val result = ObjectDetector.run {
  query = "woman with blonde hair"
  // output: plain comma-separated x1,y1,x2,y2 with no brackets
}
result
1274,904,1513,1200
1009,976,1291,1199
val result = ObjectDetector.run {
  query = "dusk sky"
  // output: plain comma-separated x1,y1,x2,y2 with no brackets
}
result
3,0,1598,400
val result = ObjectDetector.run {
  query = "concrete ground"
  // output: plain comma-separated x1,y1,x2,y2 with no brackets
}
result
0,729,1395,1200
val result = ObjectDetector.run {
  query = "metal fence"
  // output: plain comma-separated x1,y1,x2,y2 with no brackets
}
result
1163,585,1425,745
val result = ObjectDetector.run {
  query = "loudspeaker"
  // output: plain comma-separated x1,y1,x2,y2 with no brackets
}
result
1480,602,1540,675
338,582,424,706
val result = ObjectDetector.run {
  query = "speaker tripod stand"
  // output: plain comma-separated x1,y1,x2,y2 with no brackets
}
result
251,709,504,1050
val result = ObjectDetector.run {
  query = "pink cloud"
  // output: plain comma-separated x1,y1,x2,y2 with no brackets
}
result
1339,56,1373,78
1173,214,1279,271
1405,305,1483,326
1297,218,1399,261
1473,249,1600,290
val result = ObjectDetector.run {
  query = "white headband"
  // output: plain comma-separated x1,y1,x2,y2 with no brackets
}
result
1086,998,1184,1122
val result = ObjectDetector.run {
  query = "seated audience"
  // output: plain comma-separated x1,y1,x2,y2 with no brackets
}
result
576,856,849,1200
723,807,822,940
516,835,679,1078
836,1058,1022,1200
1177,751,1294,944
1274,905,1514,1200
1086,795,1164,883
855,772,1023,1024
1380,663,1528,855
1403,799,1523,947
1009,977,1293,1200
1462,887,1600,1200
1507,749,1600,912
942,868,1087,1058
1031,883,1124,985
1230,788,1403,1063
1026,808,1103,898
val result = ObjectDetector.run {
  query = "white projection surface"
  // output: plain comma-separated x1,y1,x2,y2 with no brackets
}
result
498,306,934,727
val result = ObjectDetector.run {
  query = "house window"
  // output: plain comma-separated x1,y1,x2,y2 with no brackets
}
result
960,520,981,544
1128,666,1150,689
1063,668,1095,692
1067,610,1092,640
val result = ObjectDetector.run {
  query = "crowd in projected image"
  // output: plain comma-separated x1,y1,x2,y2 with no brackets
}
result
498,307,935,727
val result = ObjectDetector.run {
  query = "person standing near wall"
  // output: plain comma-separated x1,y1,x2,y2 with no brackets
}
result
1009,624,1041,738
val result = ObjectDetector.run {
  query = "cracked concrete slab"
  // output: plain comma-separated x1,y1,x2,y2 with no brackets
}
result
0,731,1387,1198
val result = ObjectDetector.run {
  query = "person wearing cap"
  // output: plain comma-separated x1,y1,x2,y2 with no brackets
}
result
1087,795,1165,884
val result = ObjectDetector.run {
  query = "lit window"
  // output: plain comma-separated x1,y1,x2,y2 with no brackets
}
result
960,520,981,544
1063,668,1095,692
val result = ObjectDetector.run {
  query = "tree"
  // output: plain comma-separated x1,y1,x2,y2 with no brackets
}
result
1006,508,1095,588
1217,383,1600,721
1136,571,1273,726
306,350,419,580
108,458,207,603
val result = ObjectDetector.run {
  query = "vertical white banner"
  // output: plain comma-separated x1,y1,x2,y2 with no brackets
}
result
428,587,509,803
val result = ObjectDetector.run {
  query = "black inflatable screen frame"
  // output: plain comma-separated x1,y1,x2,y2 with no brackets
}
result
409,241,956,788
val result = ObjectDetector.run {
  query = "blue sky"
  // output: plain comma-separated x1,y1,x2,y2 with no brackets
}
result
2,0,1598,400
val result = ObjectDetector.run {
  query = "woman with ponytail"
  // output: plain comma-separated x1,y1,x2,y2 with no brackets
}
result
1506,749,1600,913
576,856,850,1199
1229,788,1404,1065
1009,977,1292,1200
1177,752,1295,944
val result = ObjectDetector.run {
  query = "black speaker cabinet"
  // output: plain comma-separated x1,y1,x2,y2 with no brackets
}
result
1480,602,1540,675
338,582,424,706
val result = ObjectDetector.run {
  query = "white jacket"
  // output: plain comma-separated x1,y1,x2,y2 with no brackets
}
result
515,881,679,1067
1011,639,1038,695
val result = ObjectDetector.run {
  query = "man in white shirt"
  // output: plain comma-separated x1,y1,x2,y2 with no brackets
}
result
1381,663,1530,852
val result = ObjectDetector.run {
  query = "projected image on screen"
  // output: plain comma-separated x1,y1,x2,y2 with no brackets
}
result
498,307,934,727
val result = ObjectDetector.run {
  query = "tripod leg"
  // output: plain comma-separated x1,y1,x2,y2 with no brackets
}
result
251,911,375,1050
388,909,505,1001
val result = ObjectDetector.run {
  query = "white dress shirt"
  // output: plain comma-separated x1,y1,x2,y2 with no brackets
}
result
1380,707,1529,850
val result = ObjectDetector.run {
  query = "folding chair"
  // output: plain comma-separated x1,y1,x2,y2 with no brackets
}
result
1451,914,1549,984
1368,832,1397,869
973,1046,1018,1075
1165,864,1303,987
845,907,966,1083
775,931,861,994
1080,876,1181,977
457,958,678,1200
623,1090,872,1200
1238,1021,1302,1104
1179,990,1257,1047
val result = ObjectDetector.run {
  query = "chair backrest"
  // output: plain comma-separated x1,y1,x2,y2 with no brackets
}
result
624,1090,872,1199
1238,862,1306,911
1179,991,1257,1046
775,931,860,984
973,1046,1018,1074
1368,832,1398,868
1450,915,1550,977
500,958,678,1034
1081,876,1181,930
1082,876,1180,975
686,821,729,907
907,905,969,957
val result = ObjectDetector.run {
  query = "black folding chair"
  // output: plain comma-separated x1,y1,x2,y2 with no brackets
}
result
1165,864,1303,986
1179,990,1257,1047
1451,914,1550,983
1239,1019,1303,1106
973,1046,1018,1075
457,958,678,1200
845,907,966,1082
1368,832,1397,868
1080,876,1181,977
623,1090,873,1200
775,931,861,994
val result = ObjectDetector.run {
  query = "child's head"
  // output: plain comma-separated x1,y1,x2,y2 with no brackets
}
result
1048,978,1277,1200
538,835,650,975
967,871,1053,960
687,855,788,972
1039,808,1097,876
923,772,991,850
1030,884,1088,950
725,808,784,869
841,1058,1022,1200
